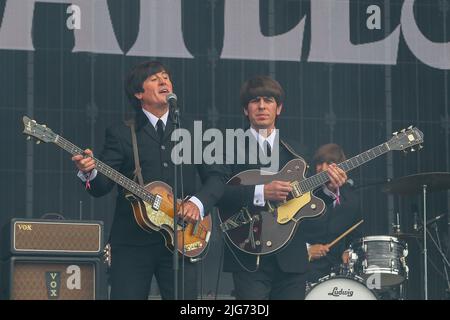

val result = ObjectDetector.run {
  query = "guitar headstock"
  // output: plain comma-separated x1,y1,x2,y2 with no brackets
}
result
22,116,57,144
388,126,424,152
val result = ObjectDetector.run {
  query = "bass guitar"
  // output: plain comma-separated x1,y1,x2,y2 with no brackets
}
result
22,116,211,258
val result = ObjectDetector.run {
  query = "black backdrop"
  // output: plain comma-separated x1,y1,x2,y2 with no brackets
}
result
0,0,449,299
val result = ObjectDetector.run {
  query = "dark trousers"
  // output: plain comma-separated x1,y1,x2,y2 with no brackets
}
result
232,256,306,300
110,243,197,300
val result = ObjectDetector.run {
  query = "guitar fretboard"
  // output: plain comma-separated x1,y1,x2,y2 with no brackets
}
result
55,135,156,203
297,143,390,193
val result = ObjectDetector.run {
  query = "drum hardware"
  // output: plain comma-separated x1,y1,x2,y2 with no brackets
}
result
350,236,409,289
390,231,422,239
389,210,418,284
383,172,450,300
392,212,401,234
400,257,409,277
425,217,450,294
337,263,354,277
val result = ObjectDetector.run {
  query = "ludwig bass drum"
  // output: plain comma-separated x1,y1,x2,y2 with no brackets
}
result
305,274,377,300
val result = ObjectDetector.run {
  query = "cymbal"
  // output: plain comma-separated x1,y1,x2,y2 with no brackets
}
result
390,232,422,239
382,172,450,195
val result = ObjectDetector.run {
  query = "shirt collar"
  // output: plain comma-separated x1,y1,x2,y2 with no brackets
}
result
250,127,277,149
142,108,169,129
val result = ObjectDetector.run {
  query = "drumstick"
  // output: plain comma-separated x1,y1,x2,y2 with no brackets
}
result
327,219,364,249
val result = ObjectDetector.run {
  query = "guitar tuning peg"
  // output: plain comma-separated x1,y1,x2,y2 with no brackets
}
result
401,128,406,133
26,136,31,140
410,147,416,152
392,131,398,136
42,125,47,128
418,144,424,150
31,120,36,124
403,149,408,154
36,140,40,144
408,125,413,130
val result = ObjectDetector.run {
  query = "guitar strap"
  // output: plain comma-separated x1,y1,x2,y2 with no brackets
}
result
124,119,145,187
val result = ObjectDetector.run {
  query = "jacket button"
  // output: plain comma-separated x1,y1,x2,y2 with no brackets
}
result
163,162,168,168
161,145,166,150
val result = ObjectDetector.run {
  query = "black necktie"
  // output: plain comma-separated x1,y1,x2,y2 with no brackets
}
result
264,140,272,157
156,119,164,142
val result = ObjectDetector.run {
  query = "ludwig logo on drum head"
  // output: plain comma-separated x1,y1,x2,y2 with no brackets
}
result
328,287,354,297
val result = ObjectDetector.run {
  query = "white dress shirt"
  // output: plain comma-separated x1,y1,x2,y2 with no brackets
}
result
249,127,277,207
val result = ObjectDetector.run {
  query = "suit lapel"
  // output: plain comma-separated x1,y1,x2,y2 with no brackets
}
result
162,112,175,143
142,123,161,143
136,109,178,144
135,110,161,143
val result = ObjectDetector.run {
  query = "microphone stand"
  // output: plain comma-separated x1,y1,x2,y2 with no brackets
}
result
171,106,183,300
422,185,428,300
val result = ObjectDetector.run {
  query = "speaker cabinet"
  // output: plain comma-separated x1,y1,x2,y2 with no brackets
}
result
0,256,103,300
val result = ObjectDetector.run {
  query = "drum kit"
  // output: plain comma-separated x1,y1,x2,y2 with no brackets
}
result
306,172,450,300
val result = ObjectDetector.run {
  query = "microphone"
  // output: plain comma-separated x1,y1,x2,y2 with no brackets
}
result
166,93,179,117
418,213,447,230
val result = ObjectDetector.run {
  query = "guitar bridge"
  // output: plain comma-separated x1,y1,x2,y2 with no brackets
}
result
184,241,203,252
152,194,162,211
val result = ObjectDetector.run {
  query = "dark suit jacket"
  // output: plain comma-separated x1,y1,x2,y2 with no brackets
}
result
219,132,333,274
86,110,226,246
299,183,362,281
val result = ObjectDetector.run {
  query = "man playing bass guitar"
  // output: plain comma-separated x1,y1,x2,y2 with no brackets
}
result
72,61,226,300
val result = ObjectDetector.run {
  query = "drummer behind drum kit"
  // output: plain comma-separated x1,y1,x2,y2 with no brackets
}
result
305,236,409,300
306,172,450,300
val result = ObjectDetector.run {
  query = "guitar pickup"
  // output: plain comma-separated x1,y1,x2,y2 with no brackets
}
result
152,194,162,211
291,183,302,198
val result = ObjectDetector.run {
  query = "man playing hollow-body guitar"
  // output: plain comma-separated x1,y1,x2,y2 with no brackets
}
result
218,75,347,300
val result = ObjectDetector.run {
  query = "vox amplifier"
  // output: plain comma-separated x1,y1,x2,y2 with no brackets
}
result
0,256,104,300
1,219,104,258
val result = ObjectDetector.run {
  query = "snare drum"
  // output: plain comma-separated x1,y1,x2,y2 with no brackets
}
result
350,236,408,288
305,274,377,300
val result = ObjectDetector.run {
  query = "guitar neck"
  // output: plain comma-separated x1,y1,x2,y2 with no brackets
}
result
54,135,155,203
300,142,390,193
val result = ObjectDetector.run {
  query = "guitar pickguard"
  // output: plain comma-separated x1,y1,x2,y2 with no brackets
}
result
143,201,180,231
276,192,312,224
